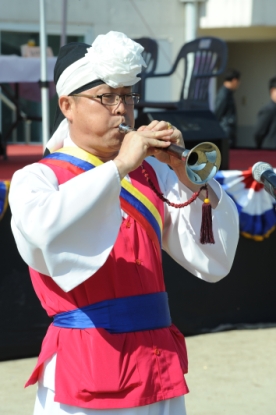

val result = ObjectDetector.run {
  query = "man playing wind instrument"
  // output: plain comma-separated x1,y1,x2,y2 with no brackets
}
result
9,31,239,415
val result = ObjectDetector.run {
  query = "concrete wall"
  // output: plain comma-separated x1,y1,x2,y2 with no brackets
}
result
197,0,276,148
0,0,189,101
2,0,276,147
215,41,276,148
199,0,276,28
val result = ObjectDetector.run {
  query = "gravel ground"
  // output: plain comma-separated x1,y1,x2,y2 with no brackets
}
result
0,328,275,415
184,328,276,415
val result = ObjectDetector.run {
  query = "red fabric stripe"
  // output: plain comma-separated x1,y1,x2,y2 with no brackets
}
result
120,198,161,259
130,161,164,225
39,158,85,176
242,167,263,191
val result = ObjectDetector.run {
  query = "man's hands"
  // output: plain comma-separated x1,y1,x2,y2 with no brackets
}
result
114,121,175,179
137,120,185,170
114,119,219,208
114,120,185,179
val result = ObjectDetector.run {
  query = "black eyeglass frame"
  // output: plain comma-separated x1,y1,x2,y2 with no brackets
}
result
71,92,140,106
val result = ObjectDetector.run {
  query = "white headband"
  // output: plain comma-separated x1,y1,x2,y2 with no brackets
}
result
56,31,146,96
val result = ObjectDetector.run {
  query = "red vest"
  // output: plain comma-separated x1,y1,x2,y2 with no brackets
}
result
26,157,189,409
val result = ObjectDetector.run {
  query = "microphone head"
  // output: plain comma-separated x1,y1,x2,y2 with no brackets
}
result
252,161,273,183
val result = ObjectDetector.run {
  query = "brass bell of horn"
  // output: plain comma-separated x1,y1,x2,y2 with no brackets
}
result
166,142,221,185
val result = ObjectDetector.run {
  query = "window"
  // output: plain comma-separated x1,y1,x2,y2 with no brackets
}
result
0,31,84,143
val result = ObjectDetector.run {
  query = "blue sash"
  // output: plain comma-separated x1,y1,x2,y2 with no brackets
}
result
53,292,171,334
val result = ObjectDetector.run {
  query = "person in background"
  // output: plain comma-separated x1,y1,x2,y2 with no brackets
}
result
8,31,239,415
215,68,241,148
254,76,276,149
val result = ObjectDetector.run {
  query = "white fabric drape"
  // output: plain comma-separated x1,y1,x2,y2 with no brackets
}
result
33,383,187,415
9,139,239,292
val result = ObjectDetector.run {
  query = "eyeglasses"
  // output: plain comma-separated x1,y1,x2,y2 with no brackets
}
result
71,93,140,106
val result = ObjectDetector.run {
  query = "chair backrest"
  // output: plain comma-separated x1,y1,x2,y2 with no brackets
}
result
174,37,228,109
132,37,158,99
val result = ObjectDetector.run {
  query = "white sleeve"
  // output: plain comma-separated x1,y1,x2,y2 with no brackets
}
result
9,161,122,292
146,157,239,283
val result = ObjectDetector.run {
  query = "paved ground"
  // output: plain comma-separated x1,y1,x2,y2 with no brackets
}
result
0,328,275,415
184,327,276,415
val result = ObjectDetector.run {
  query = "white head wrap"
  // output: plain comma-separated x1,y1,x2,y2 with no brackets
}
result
47,31,146,152
56,31,146,97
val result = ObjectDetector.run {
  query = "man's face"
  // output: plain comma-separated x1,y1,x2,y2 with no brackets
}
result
62,83,135,160
231,78,240,90
270,88,276,103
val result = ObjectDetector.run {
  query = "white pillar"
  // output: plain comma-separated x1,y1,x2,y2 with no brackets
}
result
180,0,208,42
180,0,199,98
39,0,50,150
185,1,198,42
61,0,68,48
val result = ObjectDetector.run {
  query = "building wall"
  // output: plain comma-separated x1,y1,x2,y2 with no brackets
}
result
199,0,276,28
0,0,193,141
226,41,276,148
0,0,190,101
197,0,276,149
2,0,276,147
0,0,185,44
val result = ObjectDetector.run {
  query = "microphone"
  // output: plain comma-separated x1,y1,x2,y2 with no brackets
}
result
118,123,189,161
252,161,276,200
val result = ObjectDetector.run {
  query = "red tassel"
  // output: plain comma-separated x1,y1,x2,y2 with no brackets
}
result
200,196,215,244
140,164,215,244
